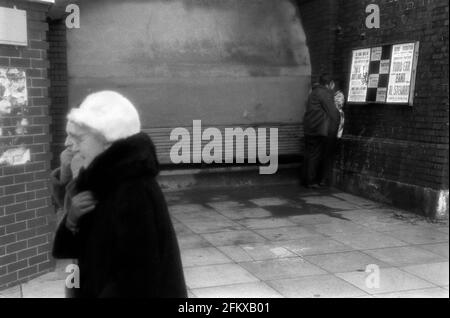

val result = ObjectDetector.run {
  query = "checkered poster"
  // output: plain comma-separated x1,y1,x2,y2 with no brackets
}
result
348,42,419,105
366,45,392,103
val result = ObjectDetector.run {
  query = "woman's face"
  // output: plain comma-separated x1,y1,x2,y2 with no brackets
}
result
65,121,108,168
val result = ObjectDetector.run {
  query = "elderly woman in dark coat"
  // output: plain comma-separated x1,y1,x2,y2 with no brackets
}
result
51,91,187,298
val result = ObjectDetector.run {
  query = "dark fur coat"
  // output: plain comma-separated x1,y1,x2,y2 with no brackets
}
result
52,132,187,298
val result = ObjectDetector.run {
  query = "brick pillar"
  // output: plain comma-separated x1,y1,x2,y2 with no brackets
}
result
0,0,56,290
48,18,68,169
295,0,448,218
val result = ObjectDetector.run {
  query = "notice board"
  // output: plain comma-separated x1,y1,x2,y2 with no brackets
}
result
0,6,28,46
347,42,419,106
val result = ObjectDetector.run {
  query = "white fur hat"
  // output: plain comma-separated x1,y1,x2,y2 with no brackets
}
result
67,91,141,143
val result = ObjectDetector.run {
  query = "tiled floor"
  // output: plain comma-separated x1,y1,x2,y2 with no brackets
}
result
1,185,448,298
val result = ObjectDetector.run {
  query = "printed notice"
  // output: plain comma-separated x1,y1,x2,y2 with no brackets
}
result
387,43,415,103
376,88,387,102
368,74,379,88
0,67,30,166
371,47,382,61
0,147,30,166
348,48,371,102
380,60,390,74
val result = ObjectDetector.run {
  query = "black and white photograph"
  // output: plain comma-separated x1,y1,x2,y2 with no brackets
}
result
0,0,449,304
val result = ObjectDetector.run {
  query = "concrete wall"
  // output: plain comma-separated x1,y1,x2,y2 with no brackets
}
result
65,0,311,128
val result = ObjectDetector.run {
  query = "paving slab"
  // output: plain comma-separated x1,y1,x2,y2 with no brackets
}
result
209,195,231,202
201,230,267,246
304,251,390,273
187,290,196,298
437,226,449,234
282,236,355,256
249,197,292,207
373,287,449,298
308,220,376,236
169,204,211,215
384,227,449,245
207,201,249,212
364,246,448,267
172,209,225,222
182,219,244,234
184,264,259,289
416,243,449,259
288,213,343,225
177,234,213,250
401,262,449,286
21,272,65,298
234,242,297,261
0,285,21,298
239,257,327,281
336,268,435,295
301,196,362,210
219,207,274,220
181,247,233,267
191,282,283,298
173,222,195,237
330,232,409,250
216,245,254,263
332,193,383,209
254,226,323,241
237,217,297,230
356,221,431,233
336,210,395,223
267,274,369,298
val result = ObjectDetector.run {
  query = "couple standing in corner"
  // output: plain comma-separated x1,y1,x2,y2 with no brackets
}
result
50,91,187,298
302,74,345,189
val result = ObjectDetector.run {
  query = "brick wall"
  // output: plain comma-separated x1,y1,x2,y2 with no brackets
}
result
0,0,56,290
296,0,339,82
328,0,448,217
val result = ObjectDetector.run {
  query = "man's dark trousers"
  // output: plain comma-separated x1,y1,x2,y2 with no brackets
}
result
317,136,338,185
302,134,327,186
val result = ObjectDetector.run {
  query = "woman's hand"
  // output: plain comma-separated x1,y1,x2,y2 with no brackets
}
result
66,191,97,233
60,148,76,183
334,91,345,109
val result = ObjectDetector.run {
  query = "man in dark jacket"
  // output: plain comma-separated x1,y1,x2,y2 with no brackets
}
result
302,74,340,188
51,91,187,298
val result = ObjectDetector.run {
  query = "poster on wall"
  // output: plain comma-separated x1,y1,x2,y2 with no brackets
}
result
0,67,30,166
347,48,371,102
376,88,387,102
368,74,379,88
380,60,390,74
386,42,417,103
347,42,419,105
0,147,30,165
0,68,27,116
371,47,382,61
